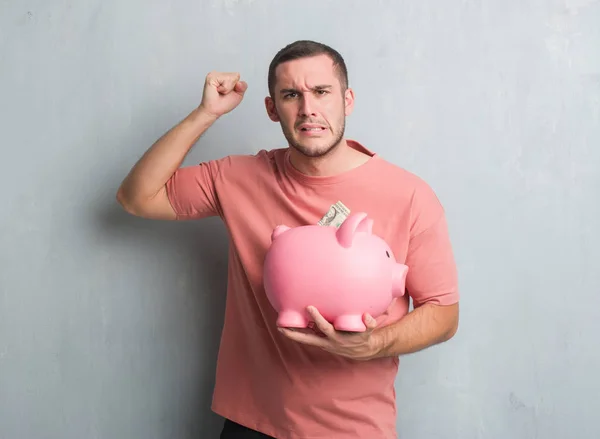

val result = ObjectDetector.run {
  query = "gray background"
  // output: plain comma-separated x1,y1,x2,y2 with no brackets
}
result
1,0,599,438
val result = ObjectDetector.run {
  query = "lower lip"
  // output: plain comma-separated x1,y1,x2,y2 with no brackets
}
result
298,128,327,136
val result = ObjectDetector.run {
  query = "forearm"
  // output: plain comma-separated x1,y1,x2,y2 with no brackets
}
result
117,107,217,206
370,303,459,358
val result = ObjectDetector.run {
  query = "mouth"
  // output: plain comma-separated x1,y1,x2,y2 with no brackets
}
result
297,124,327,133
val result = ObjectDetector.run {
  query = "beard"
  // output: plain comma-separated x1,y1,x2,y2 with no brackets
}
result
281,116,346,158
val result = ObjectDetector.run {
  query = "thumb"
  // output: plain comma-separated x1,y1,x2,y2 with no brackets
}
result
234,80,248,95
363,313,377,331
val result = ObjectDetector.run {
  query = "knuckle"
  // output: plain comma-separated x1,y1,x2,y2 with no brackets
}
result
225,72,240,82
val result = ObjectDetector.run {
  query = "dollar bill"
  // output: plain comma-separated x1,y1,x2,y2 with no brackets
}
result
318,201,351,228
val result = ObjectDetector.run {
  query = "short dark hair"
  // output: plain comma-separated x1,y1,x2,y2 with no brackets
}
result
267,40,349,97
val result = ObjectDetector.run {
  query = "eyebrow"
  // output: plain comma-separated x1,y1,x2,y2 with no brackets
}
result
279,85,332,94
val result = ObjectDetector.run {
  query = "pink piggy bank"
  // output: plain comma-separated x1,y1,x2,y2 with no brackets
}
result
263,212,408,332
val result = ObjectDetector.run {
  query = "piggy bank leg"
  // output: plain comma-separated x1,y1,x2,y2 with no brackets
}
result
333,315,367,332
277,309,309,328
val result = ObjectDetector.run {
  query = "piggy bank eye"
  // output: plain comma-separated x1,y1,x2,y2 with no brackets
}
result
386,251,390,258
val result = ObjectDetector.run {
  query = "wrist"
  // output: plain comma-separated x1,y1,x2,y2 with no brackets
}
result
194,105,220,124
180,106,219,138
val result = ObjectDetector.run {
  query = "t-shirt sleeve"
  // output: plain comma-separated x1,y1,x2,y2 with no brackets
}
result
404,182,459,308
165,158,226,220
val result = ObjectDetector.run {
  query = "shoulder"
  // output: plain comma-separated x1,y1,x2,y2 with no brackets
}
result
214,147,285,168
350,140,438,198
370,156,446,235
196,147,287,178
372,156,441,203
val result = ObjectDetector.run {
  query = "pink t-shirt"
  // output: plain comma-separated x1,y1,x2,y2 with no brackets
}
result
166,140,459,438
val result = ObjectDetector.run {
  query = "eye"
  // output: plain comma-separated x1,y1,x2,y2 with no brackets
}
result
386,251,390,258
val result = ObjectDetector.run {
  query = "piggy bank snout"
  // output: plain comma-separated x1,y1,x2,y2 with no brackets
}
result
392,263,408,298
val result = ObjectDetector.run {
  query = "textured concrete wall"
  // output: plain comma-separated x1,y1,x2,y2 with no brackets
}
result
1,1,599,438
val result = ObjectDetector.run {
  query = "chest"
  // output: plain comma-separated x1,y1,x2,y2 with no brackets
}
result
222,179,413,276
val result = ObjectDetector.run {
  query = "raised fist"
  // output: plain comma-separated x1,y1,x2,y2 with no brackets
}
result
199,71,248,118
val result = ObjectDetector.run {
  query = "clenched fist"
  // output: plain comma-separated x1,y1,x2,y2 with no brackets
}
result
199,71,248,119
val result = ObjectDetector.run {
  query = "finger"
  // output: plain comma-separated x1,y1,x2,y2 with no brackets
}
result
374,313,389,327
307,306,336,338
215,73,241,93
286,327,314,335
206,72,239,91
306,322,327,337
363,313,378,332
234,80,248,94
279,327,329,348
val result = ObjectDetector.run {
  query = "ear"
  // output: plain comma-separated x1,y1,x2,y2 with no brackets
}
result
271,225,290,241
344,87,355,117
356,217,373,234
265,96,280,122
335,212,371,248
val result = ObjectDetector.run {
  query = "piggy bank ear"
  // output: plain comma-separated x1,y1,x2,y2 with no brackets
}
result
271,225,290,241
336,212,373,248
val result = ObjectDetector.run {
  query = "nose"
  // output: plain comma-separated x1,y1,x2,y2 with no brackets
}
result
299,93,317,117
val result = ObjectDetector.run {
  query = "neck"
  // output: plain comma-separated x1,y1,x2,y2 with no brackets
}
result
288,139,370,177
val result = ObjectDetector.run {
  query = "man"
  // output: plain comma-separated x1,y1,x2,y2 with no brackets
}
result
117,40,459,439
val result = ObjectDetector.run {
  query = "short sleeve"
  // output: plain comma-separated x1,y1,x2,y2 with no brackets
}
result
165,158,226,220
404,183,459,308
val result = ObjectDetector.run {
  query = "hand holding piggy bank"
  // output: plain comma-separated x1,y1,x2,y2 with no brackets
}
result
263,212,409,332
